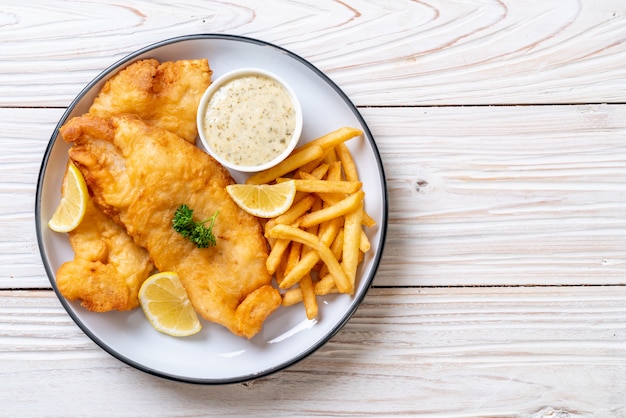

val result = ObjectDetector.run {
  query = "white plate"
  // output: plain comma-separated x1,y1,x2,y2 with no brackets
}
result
35,34,387,384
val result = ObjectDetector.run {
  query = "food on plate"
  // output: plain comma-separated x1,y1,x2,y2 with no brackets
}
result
138,271,202,337
269,224,351,294
89,58,212,143
60,113,281,338
225,180,297,218
47,162,88,233
227,127,373,320
56,174,154,312
245,145,325,185
52,58,212,313
49,54,372,336
198,69,301,170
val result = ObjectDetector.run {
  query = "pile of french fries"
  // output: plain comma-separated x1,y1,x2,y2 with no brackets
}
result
246,127,375,320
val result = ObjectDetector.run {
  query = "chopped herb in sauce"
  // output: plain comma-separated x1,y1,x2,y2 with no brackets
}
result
203,74,296,167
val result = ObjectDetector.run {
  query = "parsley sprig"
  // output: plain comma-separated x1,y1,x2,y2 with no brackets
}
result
172,204,219,248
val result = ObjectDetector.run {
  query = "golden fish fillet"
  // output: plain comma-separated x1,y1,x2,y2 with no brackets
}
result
89,58,212,143
56,58,211,312
60,113,281,338
56,167,154,312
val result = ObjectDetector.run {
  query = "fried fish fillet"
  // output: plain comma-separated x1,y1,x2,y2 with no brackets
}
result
88,58,212,143
60,114,281,338
56,166,154,312
56,58,211,312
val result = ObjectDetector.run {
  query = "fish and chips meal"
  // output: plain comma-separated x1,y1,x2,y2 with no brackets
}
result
48,57,373,339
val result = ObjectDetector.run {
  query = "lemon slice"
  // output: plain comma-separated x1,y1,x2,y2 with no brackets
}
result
48,162,88,233
226,180,296,218
138,271,201,337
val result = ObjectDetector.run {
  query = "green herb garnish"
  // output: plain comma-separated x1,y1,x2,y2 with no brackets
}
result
172,204,219,248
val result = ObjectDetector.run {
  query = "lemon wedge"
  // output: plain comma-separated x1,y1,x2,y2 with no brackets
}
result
226,180,296,218
48,162,88,233
138,271,201,337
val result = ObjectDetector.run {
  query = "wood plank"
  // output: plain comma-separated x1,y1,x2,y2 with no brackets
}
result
0,108,64,288
1,1,626,106
3,105,626,288
2,286,626,416
0,108,63,288
4,2,626,416
360,104,626,287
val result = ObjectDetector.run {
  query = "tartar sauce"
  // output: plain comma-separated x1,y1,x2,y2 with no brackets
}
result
202,74,296,167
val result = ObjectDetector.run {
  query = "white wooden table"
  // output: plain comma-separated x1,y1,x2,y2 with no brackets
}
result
2,1,626,416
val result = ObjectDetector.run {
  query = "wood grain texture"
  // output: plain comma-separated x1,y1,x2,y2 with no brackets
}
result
1,0,626,106
6,105,626,289
0,108,64,289
2,287,626,417
3,0,626,416
361,104,626,287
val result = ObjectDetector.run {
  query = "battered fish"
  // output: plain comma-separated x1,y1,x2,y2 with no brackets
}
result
89,58,212,143
56,58,211,312
56,166,154,312
60,114,281,338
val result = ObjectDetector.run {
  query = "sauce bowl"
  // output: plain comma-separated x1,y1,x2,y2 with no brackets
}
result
197,68,303,172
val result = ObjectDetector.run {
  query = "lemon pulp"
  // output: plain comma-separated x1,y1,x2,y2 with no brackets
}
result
138,271,201,337
226,180,296,218
48,162,88,233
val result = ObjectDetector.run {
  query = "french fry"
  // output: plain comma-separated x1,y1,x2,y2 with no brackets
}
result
307,163,330,180
342,201,363,287
362,211,376,228
313,214,342,271
319,161,345,204
279,217,342,289
282,287,303,307
299,191,364,229
246,145,324,185
319,227,344,279
296,170,345,207
274,249,287,286
279,248,320,289
330,228,345,259
298,157,327,174
318,216,344,246
326,160,342,181
247,126,375,316
315,274,339,295
266,238,291,275
302,196,323,256
323,146,338,164
335,142,376,229
359,229,371,253
282,274,340,307
285,241,302,276
335,142,359,182
296,164,356,207
267,224,352,294
265,194,315,236
294,179,362,194
294,127,362,153
329,144,372,225
300,273,318,319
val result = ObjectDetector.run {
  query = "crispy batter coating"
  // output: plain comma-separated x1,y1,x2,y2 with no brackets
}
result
89,58,212,143
56,166,154,312
61,114,281,338
56,58,212,312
